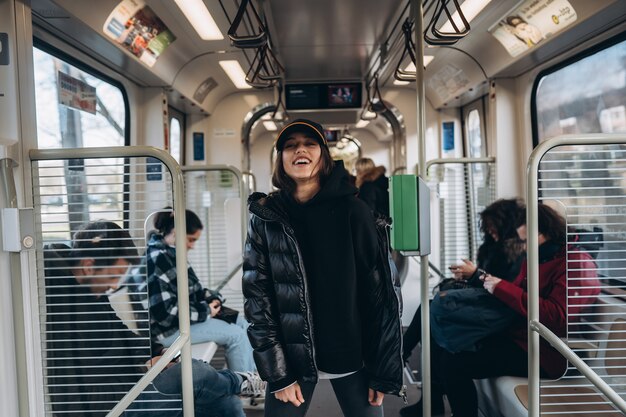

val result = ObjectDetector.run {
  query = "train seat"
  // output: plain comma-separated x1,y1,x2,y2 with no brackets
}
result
475,376,527,417
476,374,622,417
475,298,626,417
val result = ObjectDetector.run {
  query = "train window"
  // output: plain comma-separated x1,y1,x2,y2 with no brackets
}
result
467,109,483,157
534,36,626,143
168,107,185,164
170,118,182,164
33,46,129,237
33,47,127,149
534,36,626,285
462,97,486,158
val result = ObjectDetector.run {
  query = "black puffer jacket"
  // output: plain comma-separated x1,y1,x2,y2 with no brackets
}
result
242,165,404,396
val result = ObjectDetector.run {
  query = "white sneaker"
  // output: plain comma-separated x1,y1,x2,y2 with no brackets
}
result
236,371,267,398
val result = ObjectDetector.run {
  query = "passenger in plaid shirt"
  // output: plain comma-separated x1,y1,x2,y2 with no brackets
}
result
142,209,256,372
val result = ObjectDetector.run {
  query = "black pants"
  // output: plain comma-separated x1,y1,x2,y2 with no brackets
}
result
403,304,425,361
403,303,448,406
439,335,529,417
264,369,384,417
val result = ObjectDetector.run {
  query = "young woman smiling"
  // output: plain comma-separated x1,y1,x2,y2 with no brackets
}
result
243,119,404,417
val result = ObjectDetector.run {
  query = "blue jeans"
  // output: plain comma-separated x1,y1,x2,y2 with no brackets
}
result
125,359,245,417
161,316,256,372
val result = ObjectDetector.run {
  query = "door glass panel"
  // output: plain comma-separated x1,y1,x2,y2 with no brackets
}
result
33,47,128,236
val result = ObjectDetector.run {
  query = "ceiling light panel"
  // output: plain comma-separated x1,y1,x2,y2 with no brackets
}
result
174,0,224,40
219,60,252,89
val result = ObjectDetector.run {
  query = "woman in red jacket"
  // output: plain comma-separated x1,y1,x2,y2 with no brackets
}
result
439,203,600,417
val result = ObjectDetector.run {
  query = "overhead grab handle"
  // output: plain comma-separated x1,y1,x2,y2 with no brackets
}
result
359,81,378,120
424,0,470,46
394,19,418,82
368,77,390,114
257,46,284,81
245,47,274,88
228,0,268,49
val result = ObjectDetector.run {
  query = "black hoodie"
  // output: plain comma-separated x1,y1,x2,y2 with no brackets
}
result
280,162,379,373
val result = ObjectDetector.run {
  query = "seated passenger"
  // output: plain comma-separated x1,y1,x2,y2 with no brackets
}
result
438,204,600,417
355,157,390,217
400,198,526,416
144,209,256,373
45,221,263,417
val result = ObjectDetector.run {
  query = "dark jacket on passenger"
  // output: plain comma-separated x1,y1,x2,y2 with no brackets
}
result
44,244,162,416
242,162,404,395
356,166,389,216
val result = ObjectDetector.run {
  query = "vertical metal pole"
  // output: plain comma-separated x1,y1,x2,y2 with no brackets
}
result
411,1,431,416
0,158,30,417
171,166,194,417
527,156,540,417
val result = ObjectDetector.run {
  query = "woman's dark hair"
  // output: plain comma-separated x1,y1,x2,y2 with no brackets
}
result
271,144,334,194
479,198,525,243
70,221,139,267
154,208,203,236
516,203,567,245
506,15,525,26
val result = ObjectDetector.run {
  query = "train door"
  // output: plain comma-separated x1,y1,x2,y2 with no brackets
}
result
462,97,487,159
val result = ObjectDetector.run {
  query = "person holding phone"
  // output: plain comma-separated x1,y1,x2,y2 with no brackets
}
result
401,198,526,416
439,203,600,417
144,209,256,373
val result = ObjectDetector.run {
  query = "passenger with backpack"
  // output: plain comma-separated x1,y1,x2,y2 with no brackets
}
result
439,204,600,417
400,198,526,416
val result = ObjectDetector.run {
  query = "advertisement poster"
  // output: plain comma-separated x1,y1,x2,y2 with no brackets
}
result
442,121,455,152
103,0,176,67
57,71,97,114
490,0,577,58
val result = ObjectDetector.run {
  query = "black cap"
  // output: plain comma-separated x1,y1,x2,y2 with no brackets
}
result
275,119,327,151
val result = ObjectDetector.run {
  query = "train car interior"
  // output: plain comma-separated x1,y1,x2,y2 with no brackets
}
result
1,0,626,416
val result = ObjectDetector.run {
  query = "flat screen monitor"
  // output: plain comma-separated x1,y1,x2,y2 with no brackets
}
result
324,130,339,142
286,82,362,110
285,84,320,110
326,84,361,108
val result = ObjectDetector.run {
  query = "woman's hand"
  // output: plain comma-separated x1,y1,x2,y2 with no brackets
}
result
368,389,384,406
449,259,477,280
209,300,222,317
482,274,502,294
274,382,305,407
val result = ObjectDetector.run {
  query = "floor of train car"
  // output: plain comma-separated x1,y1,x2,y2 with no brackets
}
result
243,378,424,417
211,338,449,417
217,263,447,415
